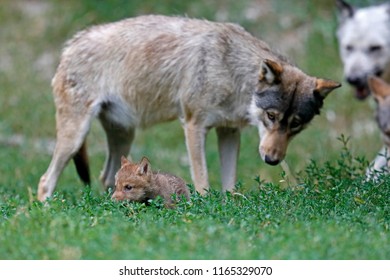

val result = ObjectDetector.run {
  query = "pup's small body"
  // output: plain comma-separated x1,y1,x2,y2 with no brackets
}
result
112,156,190,207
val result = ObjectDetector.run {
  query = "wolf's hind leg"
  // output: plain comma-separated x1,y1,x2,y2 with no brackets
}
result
99,116,135,190
38,113,93,201
216,127,240,192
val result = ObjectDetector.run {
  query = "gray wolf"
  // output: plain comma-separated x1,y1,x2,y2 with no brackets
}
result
112,156,189,207
367,76,390,176
37,15,340,201
336,0,390,100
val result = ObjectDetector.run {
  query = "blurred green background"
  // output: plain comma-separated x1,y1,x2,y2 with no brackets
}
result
0,0,383,195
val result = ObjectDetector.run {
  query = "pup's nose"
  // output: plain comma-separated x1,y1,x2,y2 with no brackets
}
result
264,155,280,166
111,192,121,201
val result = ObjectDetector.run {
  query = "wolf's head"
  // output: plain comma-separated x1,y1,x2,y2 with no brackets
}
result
250,59,341,165
112,156,152,202
336,0,390,100
368,76,390,147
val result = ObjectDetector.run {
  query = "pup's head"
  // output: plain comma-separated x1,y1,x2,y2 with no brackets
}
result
336,0,390,100
112,156,152,202
368,76,390,147
250,59,341,165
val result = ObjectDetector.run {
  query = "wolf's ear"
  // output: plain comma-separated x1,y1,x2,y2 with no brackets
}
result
137,157,151,175
121,156,131,166
336,0,355,22
259,59,283,84
368,76,390,102
314,79,341,99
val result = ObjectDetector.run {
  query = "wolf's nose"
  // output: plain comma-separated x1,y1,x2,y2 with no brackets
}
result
346,76,364,87
264,155,280,166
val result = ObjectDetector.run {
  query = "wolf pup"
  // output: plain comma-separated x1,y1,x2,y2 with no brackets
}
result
336,0,390,100
112,156,190,207
367,76,390,175
38,15,340,201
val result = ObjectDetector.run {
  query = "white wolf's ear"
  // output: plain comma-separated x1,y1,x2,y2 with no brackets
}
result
121,156,131,166
314,79,341,99
259,59,283,84
368,76,390,102
138,157,151,175
336,0,355,22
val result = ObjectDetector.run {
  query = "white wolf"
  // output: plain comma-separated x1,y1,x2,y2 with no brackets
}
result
336,0,390,176
336,0,390,100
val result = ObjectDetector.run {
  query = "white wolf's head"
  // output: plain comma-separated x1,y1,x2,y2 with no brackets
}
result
336,0,390,100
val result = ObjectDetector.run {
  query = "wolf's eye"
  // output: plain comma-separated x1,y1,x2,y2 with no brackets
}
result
124,185,133,191
345,45,354,52
267,112,276,121
369,45,382,53
290,118,301,129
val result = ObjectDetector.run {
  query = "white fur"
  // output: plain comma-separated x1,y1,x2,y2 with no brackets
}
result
337,4,390,83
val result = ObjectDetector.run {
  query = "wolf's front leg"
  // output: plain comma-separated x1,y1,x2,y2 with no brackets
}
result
216,127,240,192
183,122,209,194
366,146,390,180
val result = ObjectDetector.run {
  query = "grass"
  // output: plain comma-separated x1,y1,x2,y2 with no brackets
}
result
1,139,389,259
0,0,389,259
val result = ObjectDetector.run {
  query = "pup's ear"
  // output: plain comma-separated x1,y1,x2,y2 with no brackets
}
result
336,0,355,22
368,76,390,102
121,156,131,166
259,59,283,84
137,157,151,175
314,79,342,99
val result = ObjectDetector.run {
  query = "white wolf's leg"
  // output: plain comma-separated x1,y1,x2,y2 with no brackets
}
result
216,127,240,192
99,117,135,190
366,146,389,180
38,114,93,201
183,122,209,194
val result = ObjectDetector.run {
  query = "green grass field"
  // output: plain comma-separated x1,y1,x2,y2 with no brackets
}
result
0,0,389,259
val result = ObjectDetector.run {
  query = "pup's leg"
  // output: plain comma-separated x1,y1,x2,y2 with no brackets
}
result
216,127,240,192
38,113,93,201
99,117,135,190
183,122,209,194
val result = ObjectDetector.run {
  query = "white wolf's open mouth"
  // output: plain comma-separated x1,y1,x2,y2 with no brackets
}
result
354,85,370,100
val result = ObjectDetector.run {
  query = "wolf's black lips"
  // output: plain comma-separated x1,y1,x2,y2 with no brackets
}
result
374,69,383,77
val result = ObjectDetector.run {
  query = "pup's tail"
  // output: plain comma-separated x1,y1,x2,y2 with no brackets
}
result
73,141,91,185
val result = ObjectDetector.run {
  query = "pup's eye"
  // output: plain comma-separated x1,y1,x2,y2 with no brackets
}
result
346,45,354,52
369,45,382,53
124,185,133,191
267,112,276,121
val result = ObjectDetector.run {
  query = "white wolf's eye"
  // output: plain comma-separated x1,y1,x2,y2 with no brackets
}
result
369,45,382,53
345,45,354,52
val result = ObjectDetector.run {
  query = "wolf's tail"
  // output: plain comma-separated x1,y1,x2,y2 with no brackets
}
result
73,141,91,185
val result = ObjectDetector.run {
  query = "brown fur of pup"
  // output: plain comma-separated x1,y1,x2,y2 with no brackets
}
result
112,156,190,208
